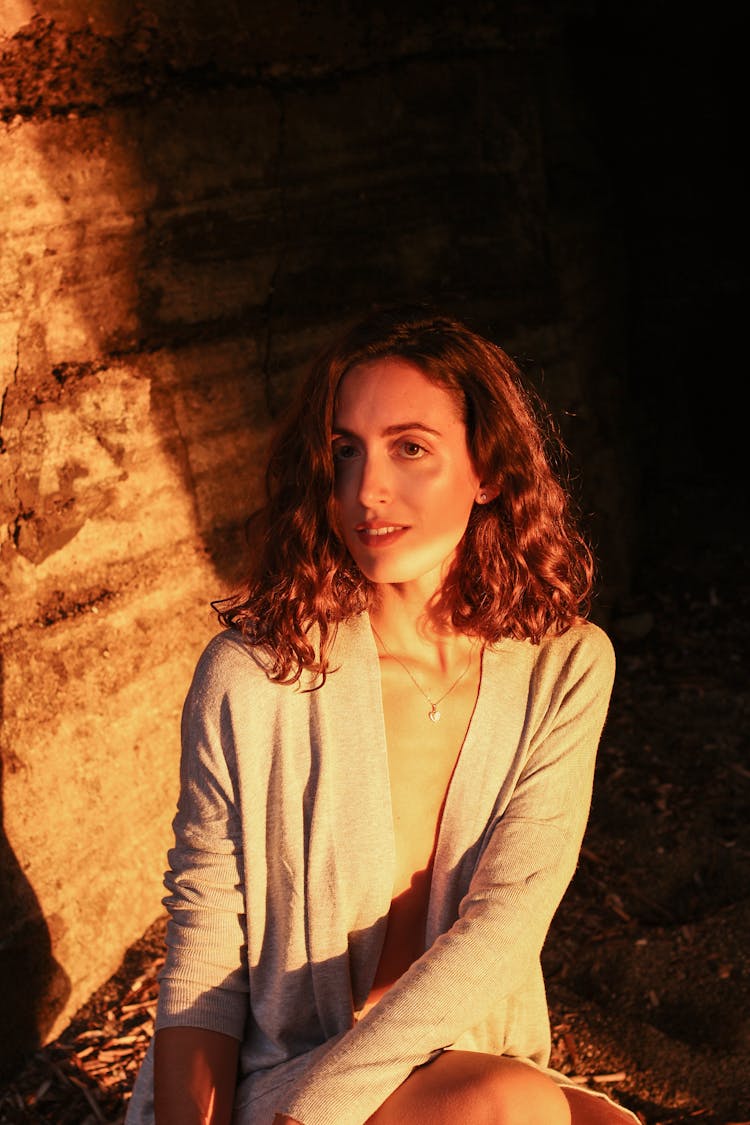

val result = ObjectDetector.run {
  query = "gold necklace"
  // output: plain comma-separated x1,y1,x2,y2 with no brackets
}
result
370,624,474,723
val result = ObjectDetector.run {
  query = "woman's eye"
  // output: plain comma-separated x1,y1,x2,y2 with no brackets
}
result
399,441,427,459
332,443,358,461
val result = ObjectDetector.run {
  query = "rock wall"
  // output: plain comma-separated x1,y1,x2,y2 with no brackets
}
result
0,1,635,1069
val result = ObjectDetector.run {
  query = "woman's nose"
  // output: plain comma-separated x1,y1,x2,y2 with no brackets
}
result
357,451,391,507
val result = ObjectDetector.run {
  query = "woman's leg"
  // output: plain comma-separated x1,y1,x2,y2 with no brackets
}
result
366,1051,571,1125
564,1086,639,1124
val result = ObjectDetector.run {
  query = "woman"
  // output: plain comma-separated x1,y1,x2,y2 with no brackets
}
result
127,306,638,1124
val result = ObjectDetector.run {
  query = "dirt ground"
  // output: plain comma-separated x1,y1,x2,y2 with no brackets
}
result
1,485,747,1125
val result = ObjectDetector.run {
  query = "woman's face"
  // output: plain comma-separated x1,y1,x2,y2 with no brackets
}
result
332,357,483,593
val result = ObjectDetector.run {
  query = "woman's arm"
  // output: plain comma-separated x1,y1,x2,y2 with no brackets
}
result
154,1027,240,1125
150,638,252,1116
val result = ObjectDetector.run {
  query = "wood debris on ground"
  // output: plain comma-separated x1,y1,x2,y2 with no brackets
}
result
0,954,162,1124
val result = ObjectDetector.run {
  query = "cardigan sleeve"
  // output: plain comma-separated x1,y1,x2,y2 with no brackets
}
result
282,625,615,1125
154,637,250,1040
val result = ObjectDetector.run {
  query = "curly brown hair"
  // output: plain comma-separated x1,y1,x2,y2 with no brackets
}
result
215,304,594,684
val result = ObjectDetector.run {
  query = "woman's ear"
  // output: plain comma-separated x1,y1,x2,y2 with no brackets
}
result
476,484,500,504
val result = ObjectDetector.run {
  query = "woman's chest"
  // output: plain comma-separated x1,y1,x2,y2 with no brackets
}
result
379,665,481,896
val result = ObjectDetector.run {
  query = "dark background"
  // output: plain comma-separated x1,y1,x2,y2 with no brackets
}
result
573,3,743,570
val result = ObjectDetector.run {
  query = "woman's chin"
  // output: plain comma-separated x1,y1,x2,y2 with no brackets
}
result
355,560,449,598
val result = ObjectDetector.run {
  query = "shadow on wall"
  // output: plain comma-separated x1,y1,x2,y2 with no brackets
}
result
0,654,71,1075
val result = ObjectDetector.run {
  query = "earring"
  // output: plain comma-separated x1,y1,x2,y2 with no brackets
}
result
478,491,487,503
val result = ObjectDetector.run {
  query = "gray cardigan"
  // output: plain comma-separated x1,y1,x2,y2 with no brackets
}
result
126,614,623,1125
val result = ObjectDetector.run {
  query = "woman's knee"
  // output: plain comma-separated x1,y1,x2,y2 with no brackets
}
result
475,1056,571,1125
368,1051,570,1125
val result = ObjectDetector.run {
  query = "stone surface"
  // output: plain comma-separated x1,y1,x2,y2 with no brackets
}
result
0,0,637,1071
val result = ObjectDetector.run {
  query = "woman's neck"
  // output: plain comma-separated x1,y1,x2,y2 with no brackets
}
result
368,584,475,677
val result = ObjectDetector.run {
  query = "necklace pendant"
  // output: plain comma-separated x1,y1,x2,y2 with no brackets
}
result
429,706,441,723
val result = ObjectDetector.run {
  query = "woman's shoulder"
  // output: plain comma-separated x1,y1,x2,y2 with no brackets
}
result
542,619,615,661
193,627,272,676
488,620,615,685
184,628,288,712
187,616,373,700
535,620,616,694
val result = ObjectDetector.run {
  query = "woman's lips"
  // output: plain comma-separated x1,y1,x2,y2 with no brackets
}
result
354,525,409,548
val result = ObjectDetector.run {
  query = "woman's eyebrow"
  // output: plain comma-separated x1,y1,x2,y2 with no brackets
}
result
331,422,442,438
